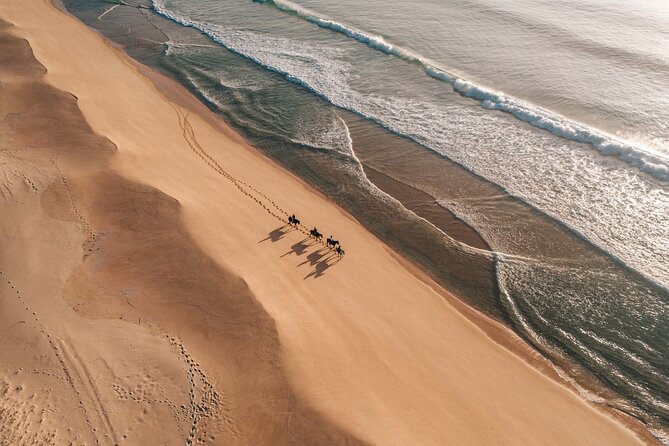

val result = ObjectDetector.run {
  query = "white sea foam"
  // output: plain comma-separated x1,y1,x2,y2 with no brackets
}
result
445,74,669,181
255,0,669,182
164,41,218,56
495,258,608,405
496,255,669,437
183,73,223,109
289,114,356,158
97,3,119,20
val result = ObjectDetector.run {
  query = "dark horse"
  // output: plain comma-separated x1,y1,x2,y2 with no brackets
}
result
310,228,323,241
326,235,339,249
288,214,300,227
336,245,345,258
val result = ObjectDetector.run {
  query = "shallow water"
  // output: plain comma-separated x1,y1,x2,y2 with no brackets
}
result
63,0,669,441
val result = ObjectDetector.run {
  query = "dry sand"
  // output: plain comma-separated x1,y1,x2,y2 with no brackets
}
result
0,1,658,445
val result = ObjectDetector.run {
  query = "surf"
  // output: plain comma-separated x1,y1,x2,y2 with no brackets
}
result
151,0,669,293
253,0,669,182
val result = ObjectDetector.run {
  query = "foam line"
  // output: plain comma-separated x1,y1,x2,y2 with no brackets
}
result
254,0,669,181
151,0,669,293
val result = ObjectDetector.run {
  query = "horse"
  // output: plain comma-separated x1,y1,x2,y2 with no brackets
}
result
310,228,323,241
326,236,339,249
288,214,300,227
336,245,345,258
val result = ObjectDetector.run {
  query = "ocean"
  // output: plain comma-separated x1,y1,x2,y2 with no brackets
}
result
62,0,669,441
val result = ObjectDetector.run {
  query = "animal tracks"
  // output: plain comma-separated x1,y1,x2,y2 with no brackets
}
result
166,334,239,445
1,272,240,445
0,378,58,445
0,151,41,196
173,107,341,251
0,271,118,445
50,159,101,257
15,170,38,193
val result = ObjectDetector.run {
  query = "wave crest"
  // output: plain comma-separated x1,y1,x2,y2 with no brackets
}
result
254,0,669,181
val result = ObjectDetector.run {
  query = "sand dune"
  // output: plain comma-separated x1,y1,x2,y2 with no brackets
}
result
0,1,657,445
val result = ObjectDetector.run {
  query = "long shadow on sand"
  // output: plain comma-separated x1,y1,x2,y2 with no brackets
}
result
259,224,293,243
281,237,313,258
300,248,340,279
267,227,341,278
298,247,328,268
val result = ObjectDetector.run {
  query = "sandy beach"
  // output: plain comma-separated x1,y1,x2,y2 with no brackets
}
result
0,1,658,445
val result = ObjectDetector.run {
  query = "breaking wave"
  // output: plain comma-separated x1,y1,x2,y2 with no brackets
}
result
254,0,669,181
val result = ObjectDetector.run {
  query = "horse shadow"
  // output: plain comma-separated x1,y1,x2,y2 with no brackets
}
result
298,247,329,268
281,237,312,258
303,251,340,279
259,225,293,243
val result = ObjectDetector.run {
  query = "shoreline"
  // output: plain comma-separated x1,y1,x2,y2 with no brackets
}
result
110,9,669,439
0,0,661,444
112,43,667,446
67,20,669,443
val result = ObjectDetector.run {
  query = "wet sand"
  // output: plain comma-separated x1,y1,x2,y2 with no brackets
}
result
362,165,490,250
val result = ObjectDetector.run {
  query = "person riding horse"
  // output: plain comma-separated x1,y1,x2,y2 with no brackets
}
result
310,227,323,240
336,245,345,258
288,214,300,226
326,235,339,249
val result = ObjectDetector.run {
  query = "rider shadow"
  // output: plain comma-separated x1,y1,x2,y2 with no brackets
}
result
281,237,312,258
259,225,292,243
298,247,328,268
300,247,341,279
304,254,340,279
